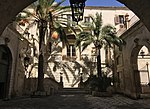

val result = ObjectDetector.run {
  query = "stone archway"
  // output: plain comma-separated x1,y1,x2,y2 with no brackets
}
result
115,20,150,98
130,45,142,98
0,0,150,36
0,45,12,99
138,46,150,85
129,39,150,98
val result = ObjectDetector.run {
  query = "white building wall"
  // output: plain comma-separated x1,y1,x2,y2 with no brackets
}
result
83,7,135,31
80,7,136,68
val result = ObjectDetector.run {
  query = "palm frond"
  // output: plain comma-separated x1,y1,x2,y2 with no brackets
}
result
62,65,70,82
75,38,82,47
82,40,93,51
95,12,102,29
64,63,76,79
55,26,69,46
52,6,70,15
53,61,61,72
102,25,115,36
50,0,66,12
28,63,38,75
24,20,37,34
48,0,55,7
47,65,55,78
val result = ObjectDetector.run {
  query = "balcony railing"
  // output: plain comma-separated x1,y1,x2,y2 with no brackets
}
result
62,55,77,61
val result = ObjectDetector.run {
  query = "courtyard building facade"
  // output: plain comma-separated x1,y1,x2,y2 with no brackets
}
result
1,2,150,100
115,19,150,99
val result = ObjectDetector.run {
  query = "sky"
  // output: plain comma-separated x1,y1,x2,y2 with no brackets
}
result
56,0,124,7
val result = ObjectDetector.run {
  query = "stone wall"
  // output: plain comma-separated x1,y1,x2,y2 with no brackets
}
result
115,21,150,99
24,78,61,96
0,24,21,99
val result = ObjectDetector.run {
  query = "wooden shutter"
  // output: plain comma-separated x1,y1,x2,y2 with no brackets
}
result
114,15,119,25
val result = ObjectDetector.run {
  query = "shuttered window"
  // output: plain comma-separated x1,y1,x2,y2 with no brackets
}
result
67,44,76,57
114,15,125,25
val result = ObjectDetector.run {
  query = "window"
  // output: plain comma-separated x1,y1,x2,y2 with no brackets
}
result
67,44,76,57
114,15,125,25
84,17,90,23
119,15,124,24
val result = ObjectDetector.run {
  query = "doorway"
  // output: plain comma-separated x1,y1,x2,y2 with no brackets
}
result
0,45,12,99
138,46,150,94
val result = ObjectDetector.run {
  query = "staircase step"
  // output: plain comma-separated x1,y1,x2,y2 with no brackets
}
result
140,93,150,98
59,88,89,95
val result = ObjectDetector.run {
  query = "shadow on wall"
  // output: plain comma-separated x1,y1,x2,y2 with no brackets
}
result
24,78,61,96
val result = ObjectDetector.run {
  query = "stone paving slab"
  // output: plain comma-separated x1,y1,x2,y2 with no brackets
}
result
0,94,150,109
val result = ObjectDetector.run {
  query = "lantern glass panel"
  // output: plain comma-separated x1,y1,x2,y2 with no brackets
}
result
70,0,86,23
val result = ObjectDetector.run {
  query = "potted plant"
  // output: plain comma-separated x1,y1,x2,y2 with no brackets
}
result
86,68,114,97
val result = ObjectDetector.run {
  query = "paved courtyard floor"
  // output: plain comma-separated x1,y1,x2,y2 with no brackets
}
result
0,94,150,109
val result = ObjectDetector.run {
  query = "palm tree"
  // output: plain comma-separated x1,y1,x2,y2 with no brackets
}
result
76,13,124,79
16,0,72,92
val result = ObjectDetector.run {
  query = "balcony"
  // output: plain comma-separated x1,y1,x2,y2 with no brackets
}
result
62,55,77,61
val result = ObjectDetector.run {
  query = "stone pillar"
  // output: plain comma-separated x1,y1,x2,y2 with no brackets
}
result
133,70,142,99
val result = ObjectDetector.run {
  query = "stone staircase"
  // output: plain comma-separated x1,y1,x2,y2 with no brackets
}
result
58,88,89,95
140,85,150,98
140,93,150,98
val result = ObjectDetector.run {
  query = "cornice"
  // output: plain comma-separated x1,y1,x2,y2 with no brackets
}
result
85,6,129,10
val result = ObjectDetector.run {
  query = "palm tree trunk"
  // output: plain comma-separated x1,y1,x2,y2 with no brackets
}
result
37,53,44,91
97,49,102,79
108,47,111,65
105,48,108,66
37,21,46,92
105,47,111,67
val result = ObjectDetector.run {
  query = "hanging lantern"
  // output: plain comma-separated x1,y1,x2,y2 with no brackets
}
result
69,0,87,24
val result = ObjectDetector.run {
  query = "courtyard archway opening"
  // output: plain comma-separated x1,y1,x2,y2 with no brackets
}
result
0,45,12,99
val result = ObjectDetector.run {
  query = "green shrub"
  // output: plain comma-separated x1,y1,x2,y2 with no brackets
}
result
86,75,112,92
